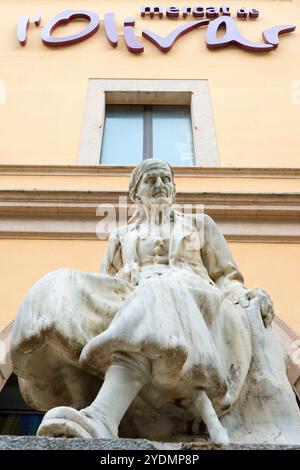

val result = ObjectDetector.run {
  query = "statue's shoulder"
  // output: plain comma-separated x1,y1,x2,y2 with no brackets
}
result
176,210,215,228
173,210,215,230
113,223,135,239
202,213,216,227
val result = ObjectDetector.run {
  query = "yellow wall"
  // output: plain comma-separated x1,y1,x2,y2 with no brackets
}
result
0,239,106,330
1,173,300,192
231,243,300,335
0,1,299,339
0,0,299,167
1,239,300,336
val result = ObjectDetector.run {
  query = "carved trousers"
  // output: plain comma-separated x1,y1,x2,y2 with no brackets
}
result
86,352,152,436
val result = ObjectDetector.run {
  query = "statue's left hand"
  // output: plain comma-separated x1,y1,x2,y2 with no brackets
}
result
130,264,140,286
238,287,274,327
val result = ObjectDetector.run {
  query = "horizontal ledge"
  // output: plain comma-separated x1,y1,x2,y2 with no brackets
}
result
0,191,300,217
0,233,300,243
0,190,299,242
1,189,300,203
0,165,300,179
0,219,300,243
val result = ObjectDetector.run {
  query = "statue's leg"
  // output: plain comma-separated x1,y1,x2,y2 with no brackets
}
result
193,391,229,444
37,352,151,438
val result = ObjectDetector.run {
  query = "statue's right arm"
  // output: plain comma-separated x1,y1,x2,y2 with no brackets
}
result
201,214,247,304
99,230,123,276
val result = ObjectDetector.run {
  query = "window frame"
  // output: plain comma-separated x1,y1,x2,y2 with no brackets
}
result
77,79,219,166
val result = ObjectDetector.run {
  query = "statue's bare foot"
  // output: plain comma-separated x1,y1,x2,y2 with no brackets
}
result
37,406,117,439
208,424,229,445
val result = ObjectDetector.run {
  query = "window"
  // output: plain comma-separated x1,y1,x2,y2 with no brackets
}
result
77,80,219,166
0,374,44,436
101,104,195,166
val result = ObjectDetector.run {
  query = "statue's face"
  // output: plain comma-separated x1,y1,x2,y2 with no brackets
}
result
135,167,174,207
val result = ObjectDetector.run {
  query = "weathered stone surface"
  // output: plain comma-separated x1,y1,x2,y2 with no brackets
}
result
0,436,159,451
0,436,299,451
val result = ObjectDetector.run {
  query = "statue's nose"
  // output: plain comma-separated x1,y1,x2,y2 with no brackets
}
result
155,177,163,187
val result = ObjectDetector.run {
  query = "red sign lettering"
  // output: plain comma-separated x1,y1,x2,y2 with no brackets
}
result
206,16,274,51
104,12,118,48
124,19,144,53
142,19,209,52
16,8,296,54
41,10,100,47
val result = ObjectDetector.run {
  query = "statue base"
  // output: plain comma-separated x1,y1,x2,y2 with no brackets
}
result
0,436,299,450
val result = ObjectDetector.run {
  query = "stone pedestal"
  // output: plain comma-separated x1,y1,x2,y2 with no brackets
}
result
0,436,299,450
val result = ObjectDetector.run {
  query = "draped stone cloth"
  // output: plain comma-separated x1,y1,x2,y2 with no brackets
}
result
11,212,300,443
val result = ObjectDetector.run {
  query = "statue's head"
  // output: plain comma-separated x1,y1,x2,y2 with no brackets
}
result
129,159,176,207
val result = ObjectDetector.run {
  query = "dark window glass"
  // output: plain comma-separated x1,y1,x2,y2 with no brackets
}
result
101,105,195,166
0,374,44,436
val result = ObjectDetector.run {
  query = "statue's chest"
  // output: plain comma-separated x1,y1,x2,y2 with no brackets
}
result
137,224,173,262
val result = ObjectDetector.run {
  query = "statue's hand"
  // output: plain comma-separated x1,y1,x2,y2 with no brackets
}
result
130,264,140,286
238,287,274,327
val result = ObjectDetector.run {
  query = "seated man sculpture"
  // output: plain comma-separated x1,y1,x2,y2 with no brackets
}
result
11,159,300,444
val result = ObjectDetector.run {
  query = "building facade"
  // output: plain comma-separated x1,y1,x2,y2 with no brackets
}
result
0,0,300,434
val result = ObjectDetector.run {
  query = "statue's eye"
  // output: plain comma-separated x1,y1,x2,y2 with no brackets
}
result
145,177,155,184
163,177,171,183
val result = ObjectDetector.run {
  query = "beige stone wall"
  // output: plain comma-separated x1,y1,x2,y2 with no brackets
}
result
1,171,300,192
0,0,299,166
0,0,299,341
1,239,300,336
0,239,106,330
231,243,300,335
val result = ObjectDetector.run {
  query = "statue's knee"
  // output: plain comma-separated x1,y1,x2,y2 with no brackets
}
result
111,352,152,385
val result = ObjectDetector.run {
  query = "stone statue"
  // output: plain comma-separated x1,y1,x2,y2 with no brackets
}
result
11,159,300,444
